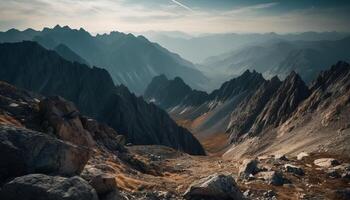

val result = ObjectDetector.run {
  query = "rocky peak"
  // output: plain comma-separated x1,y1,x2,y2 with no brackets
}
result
144,75,196,109
209,70,266,101
250,71,310,134
310,61,350,91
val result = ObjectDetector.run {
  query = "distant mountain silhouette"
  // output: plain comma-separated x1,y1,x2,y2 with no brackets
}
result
0,41,205,155
202,37,350,87
145,31,349,63
0,25,207,94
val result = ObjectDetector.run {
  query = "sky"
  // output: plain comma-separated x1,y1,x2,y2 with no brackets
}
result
0,0,349,34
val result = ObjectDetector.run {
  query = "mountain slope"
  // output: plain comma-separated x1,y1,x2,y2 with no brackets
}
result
144,70,267,138
0,26,208,94
224,61,350,158
0,41,205,155
53,44,89,65
144,62,350,157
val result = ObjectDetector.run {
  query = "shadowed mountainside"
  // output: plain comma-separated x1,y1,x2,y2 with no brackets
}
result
0,41,205,155
0,25,208,94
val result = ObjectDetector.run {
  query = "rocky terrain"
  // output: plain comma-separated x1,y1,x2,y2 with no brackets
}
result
0,81,348,199
0,41,204,155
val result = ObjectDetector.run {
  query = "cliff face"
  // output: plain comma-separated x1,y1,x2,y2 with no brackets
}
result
0,41,205,155
248,72,310,135
226,76,282,143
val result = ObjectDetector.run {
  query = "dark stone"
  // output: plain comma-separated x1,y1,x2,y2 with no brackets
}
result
0,174,98,200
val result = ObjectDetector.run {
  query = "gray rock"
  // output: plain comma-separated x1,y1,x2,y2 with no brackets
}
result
183,173,243,200
284,164,304,176
239,159,260,179
0,125,90,183
314,158,340,168
256,171,285,186
0,174,98,200
327,170,341,178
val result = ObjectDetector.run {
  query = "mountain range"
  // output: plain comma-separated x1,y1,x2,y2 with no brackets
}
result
0,25,207,94
201,37,350,89
0,41,205,155
144,61,350,157
145,31,350,63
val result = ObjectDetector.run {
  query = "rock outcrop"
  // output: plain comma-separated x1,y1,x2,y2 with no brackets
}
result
89,173,117,195
0,174,98,200
314,158,340,168
0,125,90,183
256,171,285,186
238,159,260,179
183,173,243,200
249,71,310,134
39,96,95,147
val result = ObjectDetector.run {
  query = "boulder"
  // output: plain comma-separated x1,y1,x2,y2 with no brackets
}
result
256,171,285,186
327,170,341,178
39,96,95,147
0,125,90,182
314,158,340,168
80,116,126,152
297,152,309,160
341,172,350,179
284,164,304,176
275,154,289,161
0,174,98,200
238,159,260,179
183,173,243,200
89,173,117,195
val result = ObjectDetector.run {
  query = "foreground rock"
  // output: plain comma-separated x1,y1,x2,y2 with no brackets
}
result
314,158,340,168
256,171,285,186
238,159,260,179
0,125,90,183
183,173,243,200
89,173,117,195
284,164,304,176
275,154,288,161
0,174,98,200
39,96,95,147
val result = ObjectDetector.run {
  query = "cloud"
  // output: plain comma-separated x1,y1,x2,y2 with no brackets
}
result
0,0,349,34
171,0,194,12
225,2,279,15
